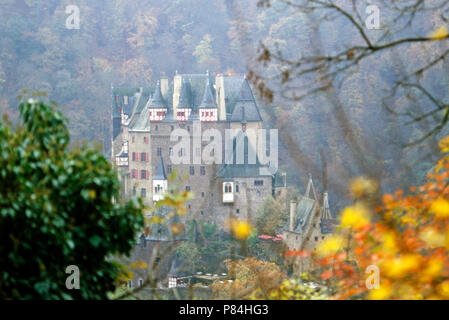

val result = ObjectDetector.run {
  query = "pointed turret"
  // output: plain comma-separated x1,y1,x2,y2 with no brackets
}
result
148,81,165,109
320,191,335,234
199,71,218,122
199,73,216,109
321,192,332,220
178,79,191,109
176,78,192,121
149,81,167,121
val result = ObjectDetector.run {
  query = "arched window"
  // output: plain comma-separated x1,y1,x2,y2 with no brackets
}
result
224,183,232,193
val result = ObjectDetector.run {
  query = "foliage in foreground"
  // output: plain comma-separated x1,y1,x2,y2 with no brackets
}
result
314,136,449,299
0,98,144,299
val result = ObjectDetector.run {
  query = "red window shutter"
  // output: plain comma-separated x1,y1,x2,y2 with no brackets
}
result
146,170,149,180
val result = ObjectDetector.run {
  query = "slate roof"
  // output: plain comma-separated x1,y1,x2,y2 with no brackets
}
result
291,197,317,233
178,79,192,109
111,86,141,118
148,81,166,109
199,73,217,109
230,79,263,122
154,156,167,180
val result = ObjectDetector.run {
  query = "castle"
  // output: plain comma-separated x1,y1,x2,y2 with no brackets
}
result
111,71,287,227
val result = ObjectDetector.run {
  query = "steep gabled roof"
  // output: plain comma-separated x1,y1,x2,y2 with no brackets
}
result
128,104,151,132
230,79,262,122
153,156,167,180
292,197,317,233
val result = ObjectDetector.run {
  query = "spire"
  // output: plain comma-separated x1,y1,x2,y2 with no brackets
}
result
178,79,191,109
153,156,167,180
321,192,332,220
199,71,217,109
304,173,317,200
148,80,165,108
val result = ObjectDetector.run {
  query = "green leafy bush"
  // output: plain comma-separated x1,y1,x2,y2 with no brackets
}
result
0,99,144,299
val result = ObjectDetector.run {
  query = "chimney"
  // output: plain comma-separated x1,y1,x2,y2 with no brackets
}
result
160,76,169,98
289,200,296,232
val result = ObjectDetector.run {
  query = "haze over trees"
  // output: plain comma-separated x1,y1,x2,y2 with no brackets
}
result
2,0,449,300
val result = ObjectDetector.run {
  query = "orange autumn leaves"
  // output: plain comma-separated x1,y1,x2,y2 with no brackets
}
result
316,136,449,299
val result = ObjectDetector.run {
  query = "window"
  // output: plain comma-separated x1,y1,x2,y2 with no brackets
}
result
141,170,148,180
200,166,205,176
141,152,147,162
144,136,149,144
200,211,204,215
236,209,240,214
155,125,158,131
186,186,191,192
157,147,162,156
132,152,136,161
141,188,146,197
254,180,264,186
187,126,190,132
201,192,205,198
167,165,172,174
235,184,239,193
169,147,173,156
139,279,143,287
128,280,132,289
315,236,318,241
171,125,174,132
189,166,195,175
155,184,163,194
132,169,137,179
132,186,136,196
224,183,232,193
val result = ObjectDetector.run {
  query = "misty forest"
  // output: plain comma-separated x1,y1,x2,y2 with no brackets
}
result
2,0,449,300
